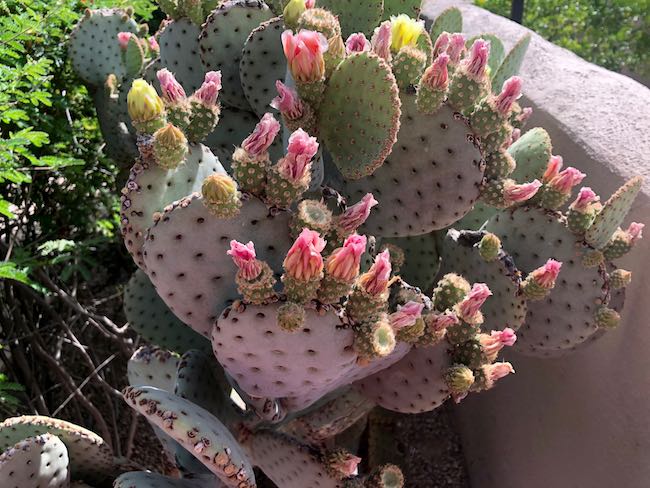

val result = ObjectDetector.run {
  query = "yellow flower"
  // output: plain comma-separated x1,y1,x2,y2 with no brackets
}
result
127,79,164,122
390,14,424,52
202,174,238,204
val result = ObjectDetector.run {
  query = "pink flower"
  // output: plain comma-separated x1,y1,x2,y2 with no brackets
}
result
421,53,450,90
326,234,367,282
117,32,133,50
569,187,600,212
371,21,392,61
338,193,378,233
194,71,222,107
390,301,424,330
482,362,515,389
271,80,304,120
157,69,186,104
242,113,281,156
627,222,644,244
548,167,586,194
529,259,562,289
517,106,533,124
282,29,328,83
359,249,391,296
277,129,319,182
447,33,466,64
457,283,492,320
283,228,326,281
346,33,371,54
148,36,159,52
227,240,262,280
478,328,517,362
463,39,490,79
305,0,315,7
504,179,542,204
511,128,521,143
429,311,459,332
432,32,450,57
495,76,522,115
331,454,361,477
542,155,564,183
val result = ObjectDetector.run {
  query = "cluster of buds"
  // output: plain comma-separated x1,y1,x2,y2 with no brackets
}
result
537,156,586,209
521,259,563,300
603,222,644,260
318,234,368,304
447,38,491,113
567,187,602,233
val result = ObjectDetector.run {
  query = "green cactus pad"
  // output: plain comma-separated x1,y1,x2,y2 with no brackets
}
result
125,36,145,77
239,17,286,117
320,52,401,180
468,34,505,75
429,7,462,42
317,0,383,37
455,201,497,230
381,0,421,20
508,127,552,182
115,472,222,487
69,9,138,86
341,98,484,236
585,176,643,249
199,0,273,110
0,433,70,488
245,431,343,488
491,33,531,94
93,89,138,165
486,207,609,356
159,19,206,93
124,270,212,352
121,143,225,269
0,416,114,485
438,229,527,331
141,194,292,337
122,386,255,487
355,340,451,413
127,346,180,391
381,232,440,291
142,57,164,89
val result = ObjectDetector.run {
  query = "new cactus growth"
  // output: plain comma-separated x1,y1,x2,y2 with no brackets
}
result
67,2,646,485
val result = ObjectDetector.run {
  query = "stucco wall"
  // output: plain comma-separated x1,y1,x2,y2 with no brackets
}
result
421,1,650,487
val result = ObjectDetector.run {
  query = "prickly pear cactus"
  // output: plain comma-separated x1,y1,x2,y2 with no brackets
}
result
69,2,645,485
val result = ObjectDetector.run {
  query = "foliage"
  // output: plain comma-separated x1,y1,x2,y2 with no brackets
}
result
477,0,650,78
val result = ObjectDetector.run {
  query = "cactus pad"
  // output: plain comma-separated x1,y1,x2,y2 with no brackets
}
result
93,89,137,165
429,7,462,42
507,127,552,182
355,340,451,413
0,433,70,488
115,472,223,487
239,17,286,117
123,386,255,487
486,207,608,355
200,0,273,110
0,416,114,485
204,107,267,167
343,98,484,236
124,271,211,352
320,52,401,180
142,194,292,337
491,33,531,94
381,232,440,291
127,346,180,391
121,143,225,269
455,201,496,230
317,0,383,37
159,19,206,93
69,9,138,86
381,0,421,20
585,176,643,249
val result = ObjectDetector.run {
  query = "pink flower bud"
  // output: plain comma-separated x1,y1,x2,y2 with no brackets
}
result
504,179,542,204
359,249,391,296
346,33,371,54
511,128,521,143
517,106,533,124
548,167,586,194
331,454,361,477
283,228,326,281
463,39,490,79
194,71,222,107
277,129,319,182
282,29,328,83
421,53,450,90
157,68,186,104
338,193,378,233
227,240,262,280
305,0,315,7
569,187,600,212
390,301,424,330
148,36,159,52
271,81,304,120
542,155,564,183
457,283,492,320
242,113,281,156
482,362,515,389
495,76,522,115
429,311,459,332
326,234,367,282
478,328,517,362
529,259,562,289
447,33,466,64
371,21,392,61
627,222,644,244
432,32,450,57
117,32,133,50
